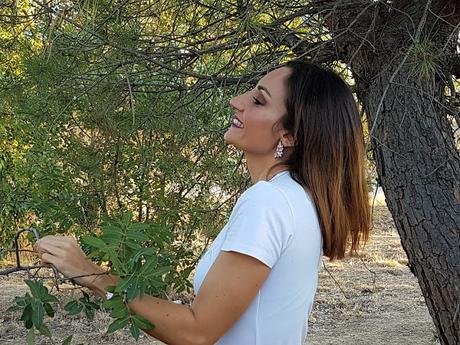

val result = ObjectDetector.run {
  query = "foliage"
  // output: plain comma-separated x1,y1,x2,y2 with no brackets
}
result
7,280,58,339
407,39,442,82
81,211,178,298
0,0,251,279
7,211,175,343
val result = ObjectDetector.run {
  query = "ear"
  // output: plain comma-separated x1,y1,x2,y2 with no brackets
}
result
280,130,295,148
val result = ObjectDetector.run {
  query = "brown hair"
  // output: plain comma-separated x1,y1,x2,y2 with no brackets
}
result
270,60,371,260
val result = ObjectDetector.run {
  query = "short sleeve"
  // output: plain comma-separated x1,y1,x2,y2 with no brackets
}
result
220,181,294,268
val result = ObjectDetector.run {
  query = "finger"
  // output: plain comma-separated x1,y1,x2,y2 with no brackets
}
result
41,252,57,266
34,237,52,253
35,241,66,258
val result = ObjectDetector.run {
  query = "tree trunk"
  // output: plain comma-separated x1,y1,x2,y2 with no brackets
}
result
357,58,460,345
312,1,460,343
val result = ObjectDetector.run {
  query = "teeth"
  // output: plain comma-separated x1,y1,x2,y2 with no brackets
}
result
232,117,244,127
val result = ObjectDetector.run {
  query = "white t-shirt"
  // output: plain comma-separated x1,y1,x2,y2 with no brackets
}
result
193,170,323,345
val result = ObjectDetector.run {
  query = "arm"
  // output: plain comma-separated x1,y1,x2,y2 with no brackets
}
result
35,236,271,345
90,250,271,345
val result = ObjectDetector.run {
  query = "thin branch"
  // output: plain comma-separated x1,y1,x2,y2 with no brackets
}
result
0,264,47,276
322,259,351,299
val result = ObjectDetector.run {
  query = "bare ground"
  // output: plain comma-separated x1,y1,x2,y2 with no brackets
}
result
306,205,438,345
0,205,439,344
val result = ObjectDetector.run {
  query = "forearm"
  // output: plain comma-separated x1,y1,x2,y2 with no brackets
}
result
127,293,204,345
89,273,205,345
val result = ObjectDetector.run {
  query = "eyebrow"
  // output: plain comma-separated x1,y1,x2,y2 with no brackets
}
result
257,85,271,98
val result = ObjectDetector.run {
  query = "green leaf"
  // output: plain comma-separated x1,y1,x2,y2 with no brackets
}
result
81,235,106,249
109,305,129,319
84,307,95,321
85,301,100,310
143,265,171,280
43,302,55,317
107,316,130,333
117,276,136,292
41,294,59,303
109,255,124,271
38,324,52,338
25,280,46,299
130,323,140,340
122,212,133,227
101,226,122,242
27,328,35,345
20,303,32,325
14,296,28,307
105,285,116,293
31,300,44,328
6,304,21,312
126,285,141,301
131,314,155,330
64,300,83,315
129,223,150,231
102,295,124,309
125,239,142,250
61,335,73,345
126,231,149,241
25,318,33,330
64,300,78,312
130,248,156,263
139,256,159,275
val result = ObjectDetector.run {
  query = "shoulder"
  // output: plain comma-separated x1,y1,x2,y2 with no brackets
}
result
236,181,292,214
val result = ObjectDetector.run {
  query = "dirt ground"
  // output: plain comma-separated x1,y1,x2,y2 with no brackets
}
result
0,205,439,345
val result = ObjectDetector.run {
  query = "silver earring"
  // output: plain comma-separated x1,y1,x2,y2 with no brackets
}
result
274,141,284,159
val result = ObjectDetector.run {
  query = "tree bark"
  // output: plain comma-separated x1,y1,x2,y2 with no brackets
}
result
310,0,460,343
358,61,460,345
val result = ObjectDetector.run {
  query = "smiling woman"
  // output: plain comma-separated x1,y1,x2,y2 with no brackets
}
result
224,67,293,165
34,60,371,345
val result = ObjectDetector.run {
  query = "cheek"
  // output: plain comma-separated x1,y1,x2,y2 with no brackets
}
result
246,112,276,135
248,120,273,138
244,116,278,147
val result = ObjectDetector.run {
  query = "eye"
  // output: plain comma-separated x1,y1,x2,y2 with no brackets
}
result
252,96,263,105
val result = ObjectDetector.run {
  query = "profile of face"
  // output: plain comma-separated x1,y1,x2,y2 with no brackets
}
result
224,67,293,157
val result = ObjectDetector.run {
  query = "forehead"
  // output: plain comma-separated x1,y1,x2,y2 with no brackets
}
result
257,67,291,100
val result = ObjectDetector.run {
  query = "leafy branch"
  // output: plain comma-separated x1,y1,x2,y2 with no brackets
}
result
1,212,178,344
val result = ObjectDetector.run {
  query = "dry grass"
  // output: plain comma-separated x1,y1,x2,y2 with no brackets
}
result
307,205,438,345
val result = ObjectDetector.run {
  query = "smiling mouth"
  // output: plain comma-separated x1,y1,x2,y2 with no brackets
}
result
231,116,244,128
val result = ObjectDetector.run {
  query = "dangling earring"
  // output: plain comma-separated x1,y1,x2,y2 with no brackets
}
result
274,141,284,159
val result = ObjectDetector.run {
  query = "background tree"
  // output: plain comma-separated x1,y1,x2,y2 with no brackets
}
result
306,1,460,343
0,0,459,343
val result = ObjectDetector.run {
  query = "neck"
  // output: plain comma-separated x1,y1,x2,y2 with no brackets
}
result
245,152,288,184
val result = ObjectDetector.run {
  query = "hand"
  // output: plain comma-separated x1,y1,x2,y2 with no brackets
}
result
33,235,106,288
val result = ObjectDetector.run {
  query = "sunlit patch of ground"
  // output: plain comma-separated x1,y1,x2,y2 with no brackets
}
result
307,205,438,345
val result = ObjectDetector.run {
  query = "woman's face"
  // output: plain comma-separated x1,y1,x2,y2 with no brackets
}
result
224,67,291,156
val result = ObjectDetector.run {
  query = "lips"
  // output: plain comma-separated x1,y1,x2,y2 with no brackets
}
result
231,115,244,128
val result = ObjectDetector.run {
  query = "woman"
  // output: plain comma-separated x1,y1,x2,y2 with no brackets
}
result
34,60,370,345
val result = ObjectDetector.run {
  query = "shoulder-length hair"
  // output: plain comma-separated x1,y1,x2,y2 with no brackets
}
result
270,60,371,261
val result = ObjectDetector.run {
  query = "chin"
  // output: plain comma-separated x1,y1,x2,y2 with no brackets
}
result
223,134,240,150
223,131,233,145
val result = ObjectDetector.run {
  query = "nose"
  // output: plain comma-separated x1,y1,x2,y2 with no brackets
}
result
229,94,244,112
